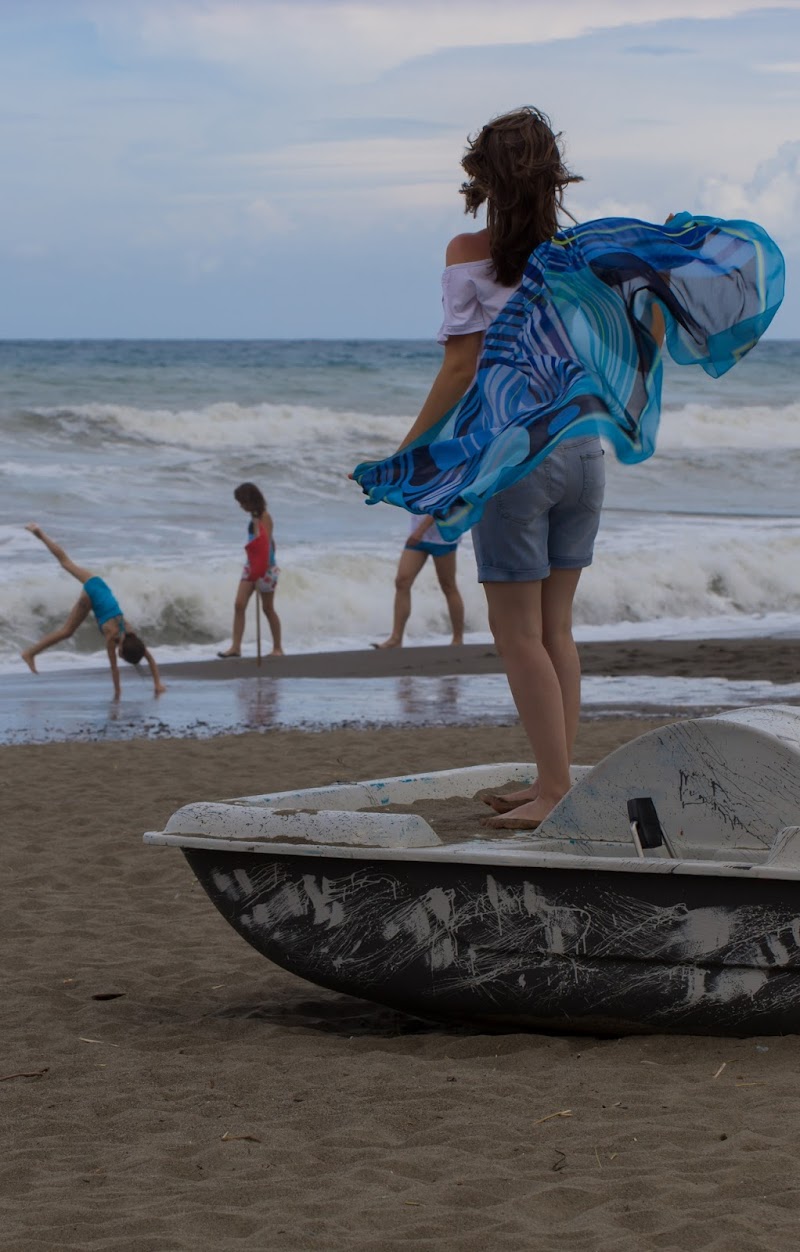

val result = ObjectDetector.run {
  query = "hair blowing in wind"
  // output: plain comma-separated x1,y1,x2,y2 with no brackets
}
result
460,106,583,287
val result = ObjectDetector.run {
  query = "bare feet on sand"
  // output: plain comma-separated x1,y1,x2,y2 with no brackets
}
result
269,649,285,657
21,649,38,674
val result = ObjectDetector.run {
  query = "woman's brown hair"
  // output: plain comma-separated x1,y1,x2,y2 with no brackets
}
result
460,106,582,287
234,482,266,516
120,631,146,665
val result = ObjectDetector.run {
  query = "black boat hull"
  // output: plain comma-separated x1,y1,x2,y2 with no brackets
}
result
185,848,800,1035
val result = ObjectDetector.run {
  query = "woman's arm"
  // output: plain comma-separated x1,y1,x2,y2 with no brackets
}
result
397,331,483,451
106,639,122,700
144,648,166,696
396,233,490,452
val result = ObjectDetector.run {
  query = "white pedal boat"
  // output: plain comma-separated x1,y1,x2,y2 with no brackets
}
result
145,706,800,1035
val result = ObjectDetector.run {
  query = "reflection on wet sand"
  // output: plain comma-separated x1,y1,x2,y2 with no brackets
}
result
2,667,798,746
396,675,463,721
237,677,281,729
236,674,466,734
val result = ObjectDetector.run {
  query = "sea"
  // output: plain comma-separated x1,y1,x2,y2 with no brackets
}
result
1,338,799,679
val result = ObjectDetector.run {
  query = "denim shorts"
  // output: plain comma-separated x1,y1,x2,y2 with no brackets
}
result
472,436,605,582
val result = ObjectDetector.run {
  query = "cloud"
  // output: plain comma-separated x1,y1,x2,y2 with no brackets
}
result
87,0,800,82
3,1,800,334
700,142,800,245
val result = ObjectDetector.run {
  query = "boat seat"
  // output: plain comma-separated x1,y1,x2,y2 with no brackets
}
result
765,827,800,868
537,706,800,857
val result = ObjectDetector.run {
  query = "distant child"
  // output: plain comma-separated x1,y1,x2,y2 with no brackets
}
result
373,514,465,649
21,523,165,700
217,482,284,658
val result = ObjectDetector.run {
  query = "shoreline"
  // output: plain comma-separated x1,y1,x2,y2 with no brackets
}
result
1,635,798,746
157,636,800,684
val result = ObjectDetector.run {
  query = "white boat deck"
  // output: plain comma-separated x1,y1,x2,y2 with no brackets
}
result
145,706,800,882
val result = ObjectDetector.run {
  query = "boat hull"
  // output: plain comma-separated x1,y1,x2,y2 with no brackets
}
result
184,847,800,1035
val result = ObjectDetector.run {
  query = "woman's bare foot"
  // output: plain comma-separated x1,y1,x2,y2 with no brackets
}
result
449,636,464,646
482,782,540,815
268,649,284,657
483,793,564,830
21,649,38,674
371,638,402,650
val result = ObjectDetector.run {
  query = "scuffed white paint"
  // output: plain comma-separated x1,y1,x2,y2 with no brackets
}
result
302,875,346,929
679,906,735,957
233,867,254,898
431,936,455,971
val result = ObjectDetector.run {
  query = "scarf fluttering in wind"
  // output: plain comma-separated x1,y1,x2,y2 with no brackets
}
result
353,213,785,540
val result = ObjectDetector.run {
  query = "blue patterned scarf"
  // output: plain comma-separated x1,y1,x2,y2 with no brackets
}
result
353,213,785,540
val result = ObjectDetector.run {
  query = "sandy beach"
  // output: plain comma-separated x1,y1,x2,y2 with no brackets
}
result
4,701,800,1251
3,2,798,1245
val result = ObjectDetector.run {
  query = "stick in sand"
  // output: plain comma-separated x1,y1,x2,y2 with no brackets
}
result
255,594,262,667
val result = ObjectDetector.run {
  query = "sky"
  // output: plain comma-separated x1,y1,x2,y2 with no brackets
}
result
1,0,798,338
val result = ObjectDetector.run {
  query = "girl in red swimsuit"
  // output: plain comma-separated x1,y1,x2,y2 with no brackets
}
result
217,482,283,658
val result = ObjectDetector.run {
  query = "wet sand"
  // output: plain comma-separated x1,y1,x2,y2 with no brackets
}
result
3,718,800,1251
3,635,797,746
163,636,800,684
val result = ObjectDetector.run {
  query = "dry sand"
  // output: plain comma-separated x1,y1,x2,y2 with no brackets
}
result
4,717,800,1251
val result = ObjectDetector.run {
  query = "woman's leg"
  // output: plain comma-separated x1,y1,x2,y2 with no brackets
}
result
484,567,584,813
432,551,464,645
541,568,583,758
218,581,254,657
260,591,283,656
483,580,572,825
26,524,93,584
373,548,428,649
21,594,91,672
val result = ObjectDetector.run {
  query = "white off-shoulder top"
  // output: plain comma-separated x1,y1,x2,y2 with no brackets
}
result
436,259,518,345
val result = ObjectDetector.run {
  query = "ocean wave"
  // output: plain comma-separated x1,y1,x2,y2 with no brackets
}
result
0,459,87,480
14,401,407,455
657,401,800,449
8,397,800,456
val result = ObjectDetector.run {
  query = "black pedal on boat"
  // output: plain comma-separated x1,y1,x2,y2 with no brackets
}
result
627,796,667,855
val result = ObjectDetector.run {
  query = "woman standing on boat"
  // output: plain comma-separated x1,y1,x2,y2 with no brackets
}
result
391,110,598,830
353,107,783,829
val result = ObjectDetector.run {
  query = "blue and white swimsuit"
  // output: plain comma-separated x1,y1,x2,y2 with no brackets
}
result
405,515,459,558
83,576,125,634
